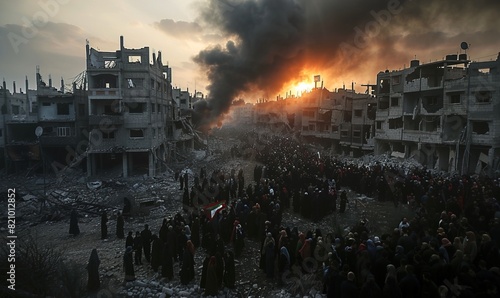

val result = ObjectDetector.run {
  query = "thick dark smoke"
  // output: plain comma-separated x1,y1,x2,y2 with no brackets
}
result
193,0,500,130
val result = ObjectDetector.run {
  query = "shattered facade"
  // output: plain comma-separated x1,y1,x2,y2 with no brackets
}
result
86,36,188,178
253,100,290,132
299,87,376,156
374,54,500,176
1,71,86,175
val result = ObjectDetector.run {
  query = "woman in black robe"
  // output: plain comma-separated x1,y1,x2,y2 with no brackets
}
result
125,231,133,249
278,246,291,285
123,246,135,282
150,234,161,272
215,252,224,289
69,209,80,236
180,240,195,285
264,233,276,279
339,190,348,213
87,248,100,291
161,242,174,280
200,255,210,290
116,212,124,239
223,251,236,289
191,215,200,248
204,256,219,296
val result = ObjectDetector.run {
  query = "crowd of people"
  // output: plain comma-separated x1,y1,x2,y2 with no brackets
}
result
81,133,500,297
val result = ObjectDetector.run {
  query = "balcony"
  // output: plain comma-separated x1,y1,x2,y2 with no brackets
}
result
402,130,442,144
375,128,402,141
89,114,124,126
41,136,78,146
471,133,495,146
89,88,121,100
4,114,38,123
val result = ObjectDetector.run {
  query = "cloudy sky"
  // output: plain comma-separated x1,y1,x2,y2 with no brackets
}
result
1,0,500,122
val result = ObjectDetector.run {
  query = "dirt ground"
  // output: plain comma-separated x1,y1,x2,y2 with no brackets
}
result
2,135,414,297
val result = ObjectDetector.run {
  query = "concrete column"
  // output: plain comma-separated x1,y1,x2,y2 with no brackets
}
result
86,153,92,177
128,152,133,174
122,152,128,178
488,147,496,177
149,151,154,177
92,154,96,176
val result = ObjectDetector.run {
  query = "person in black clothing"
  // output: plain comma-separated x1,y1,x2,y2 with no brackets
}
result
125,231,133,249
123,197,131,215
150,234,161,272
69,209,80,236
123,246,135,282
133,231,143,265
180,171,184,190
224,251,236,288
87,248,100,291
184,171,189,190
116,212,124,239
100,211,108,240
339,191,348,213
180,240,195,285
340,271,359,298
141,224,152,262
161,241,174,280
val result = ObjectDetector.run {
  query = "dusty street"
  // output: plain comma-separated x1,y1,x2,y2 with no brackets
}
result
2,133,413,298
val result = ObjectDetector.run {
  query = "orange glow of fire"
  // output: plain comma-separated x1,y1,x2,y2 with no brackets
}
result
279,78,316,98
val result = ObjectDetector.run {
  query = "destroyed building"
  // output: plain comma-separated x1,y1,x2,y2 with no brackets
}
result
172,88,195,154
1,71,87,174
1,78,37,170
253,99,290,132
299,87,376,156
86,36,191,178
223,101,254,128
374,54,500,176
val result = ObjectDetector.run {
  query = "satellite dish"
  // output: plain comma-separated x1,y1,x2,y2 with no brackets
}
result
460,42,469,50
35,126,43,137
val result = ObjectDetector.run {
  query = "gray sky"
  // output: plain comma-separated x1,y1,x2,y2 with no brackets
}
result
1,0,499,102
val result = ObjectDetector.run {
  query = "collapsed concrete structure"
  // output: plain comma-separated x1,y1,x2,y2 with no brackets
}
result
1,36,195,178
374,54,500,176
86,36,194,178
222,52,499,176
1,70,87,175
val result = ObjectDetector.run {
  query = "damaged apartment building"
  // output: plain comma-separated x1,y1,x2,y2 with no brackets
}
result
86,36,193,177
300,86,376,156
1,70,87,174
375,53,500,176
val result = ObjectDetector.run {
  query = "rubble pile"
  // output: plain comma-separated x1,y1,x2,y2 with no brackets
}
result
1,131,415,298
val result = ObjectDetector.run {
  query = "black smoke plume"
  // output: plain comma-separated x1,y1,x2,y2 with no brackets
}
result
193,0,500,130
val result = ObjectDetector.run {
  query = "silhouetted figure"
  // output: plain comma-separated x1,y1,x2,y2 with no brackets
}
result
180,171,185,190
116,212,125,239
87,248,100,291
161,242,174,280
123,246,135,282
125,231,133,249
180,240,195,285
69,209,80,236
223,251,236,289
141,224,152,262
184,172,189,190
134,231,143,265
150,235,161,272
123,197,131,215
101,211,108,239
339,191,348,213
204,256,219,296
